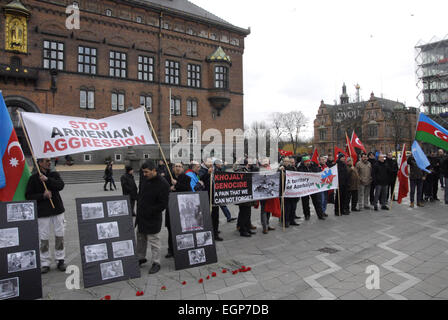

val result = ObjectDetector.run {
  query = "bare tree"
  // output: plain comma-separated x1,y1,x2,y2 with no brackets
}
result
270,112,286,142
282,111,309,155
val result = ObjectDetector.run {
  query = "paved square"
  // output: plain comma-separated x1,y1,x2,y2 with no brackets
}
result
40,182,448,300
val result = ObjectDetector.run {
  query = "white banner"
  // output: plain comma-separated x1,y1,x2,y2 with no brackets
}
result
284,165,339,198
21,108,155,158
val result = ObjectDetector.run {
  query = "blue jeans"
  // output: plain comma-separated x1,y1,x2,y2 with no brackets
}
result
410,179,423,203
220,206,232,220
320,191,328,213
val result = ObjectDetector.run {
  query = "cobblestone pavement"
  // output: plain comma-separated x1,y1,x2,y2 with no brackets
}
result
40,183,448,300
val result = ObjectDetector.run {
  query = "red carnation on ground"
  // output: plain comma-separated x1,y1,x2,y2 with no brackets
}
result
206,275,210,280
198,278,204,283
212,272,217,277
161,286,167,290
136,291,144,296
232,270,238,275
182,281,187,285
101,295,111,300
222,269,227,274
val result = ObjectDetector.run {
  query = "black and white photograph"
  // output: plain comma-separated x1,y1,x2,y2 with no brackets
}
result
97,222,120,240
84,243,108,263
178,194,204,233
112,240,134,258
196,231,213,247
81,203,105,221
100,260,124,281
252,172,280,199
0,228,19,249
6,203,34,222
0,278,19,300
107,200,129,217
188,248,206,265
176,234,195,251
7,250,37,273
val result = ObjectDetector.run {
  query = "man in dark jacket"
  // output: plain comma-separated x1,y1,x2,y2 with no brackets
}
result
165,162,191,258
373,154,391,211
428,151,441,201
235,160,257,237
136,161,170,274
120,166,138,216
368,152,377,205
25,158,66,274
441,152,448,204
386,153,399,202
408,155,425,207
335,153,350,216
297,157,326,220
214,160,236,222
281,158,301,226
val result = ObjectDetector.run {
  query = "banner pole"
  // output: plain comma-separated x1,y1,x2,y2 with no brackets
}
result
143,109,174,182
337,186,341,216
281,169,285,232
17,111,55,209
210,171,213,214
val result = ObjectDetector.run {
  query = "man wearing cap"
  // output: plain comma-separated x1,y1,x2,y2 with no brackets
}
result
120,166,138,216
356,153,372,210
372,154,392,211
297,156,326,220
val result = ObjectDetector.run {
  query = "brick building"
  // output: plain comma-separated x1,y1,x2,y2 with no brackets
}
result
1,0,249,163
314,84,419,157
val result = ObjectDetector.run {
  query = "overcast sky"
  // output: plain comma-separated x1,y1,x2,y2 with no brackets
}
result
191,0,447,137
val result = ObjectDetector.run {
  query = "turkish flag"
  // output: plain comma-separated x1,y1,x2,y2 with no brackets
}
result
351,131,367,153
345,133,358,164
311,149,319,165
397,144,409,204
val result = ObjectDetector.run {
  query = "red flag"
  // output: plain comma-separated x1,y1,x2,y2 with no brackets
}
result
351,131,367,153
345,132,358,164
311,149,319,165
279,149,293,157
397,144,409,204
334,146,348,162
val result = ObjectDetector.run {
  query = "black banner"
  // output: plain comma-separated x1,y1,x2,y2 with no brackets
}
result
213,171,280,205
75,196,140,288
0,201,42,300
168,192,218,271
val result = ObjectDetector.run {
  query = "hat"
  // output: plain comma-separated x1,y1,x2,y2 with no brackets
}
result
338,153,346,160
302,156,311,163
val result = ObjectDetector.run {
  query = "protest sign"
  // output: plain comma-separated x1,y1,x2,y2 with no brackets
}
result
0,201,42,300
284,165,339,198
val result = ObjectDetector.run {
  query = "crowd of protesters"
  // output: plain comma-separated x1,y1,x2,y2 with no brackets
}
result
124,148,448,274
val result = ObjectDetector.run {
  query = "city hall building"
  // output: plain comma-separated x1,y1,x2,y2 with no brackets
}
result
1,0,250,163
314,84,419,156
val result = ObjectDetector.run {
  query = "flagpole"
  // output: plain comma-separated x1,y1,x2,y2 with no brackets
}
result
17,111,55,209
143,109,174,182
210,171,213,215
390,145,404,209
169,88,172,162
337,186,341,216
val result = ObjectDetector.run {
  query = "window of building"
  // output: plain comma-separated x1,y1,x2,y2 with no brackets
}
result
187,64,201,88
80,89,95,109
83,154,92,162
171,128,182,143
187,127,198,144
319,129,326,141
140,95,152,112
106,9,112,16
136,16,142,23
43,40,64,70
368,125,378,138
170,97,181,116
209,33,217,40
165,60,180,85
187,99,198,117
109,51,127,78
115,154,122,162
143,154,150,160
215,66,228,89
78,46,97,74
138,55,154,81
111,92,125,111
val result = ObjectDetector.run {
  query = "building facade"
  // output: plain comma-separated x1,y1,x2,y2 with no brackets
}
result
1,0,249,163
314,84,418,156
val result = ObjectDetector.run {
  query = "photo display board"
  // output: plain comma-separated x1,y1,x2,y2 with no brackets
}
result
213,171,281,205
168,192,217,271
75,196,140,288
0,201,42,300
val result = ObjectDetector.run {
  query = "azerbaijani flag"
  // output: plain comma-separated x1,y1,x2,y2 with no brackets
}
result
415,113,448,151
0,92,31,201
